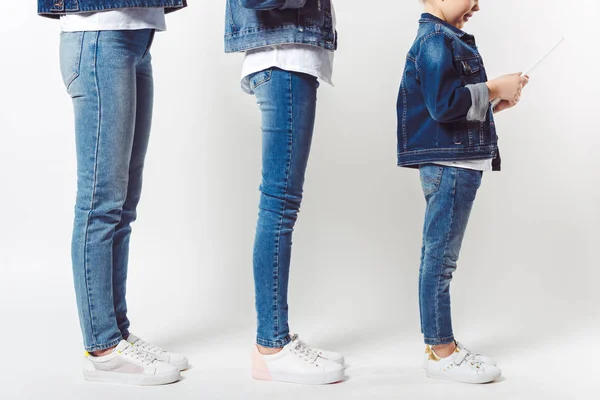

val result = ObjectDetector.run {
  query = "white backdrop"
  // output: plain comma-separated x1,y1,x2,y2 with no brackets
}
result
0,1,598,399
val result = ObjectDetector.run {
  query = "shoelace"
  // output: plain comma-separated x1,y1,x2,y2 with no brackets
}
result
121,344,158,366
458,343,482,358
289,337,320,364
132,338,166,355
289,334,323,357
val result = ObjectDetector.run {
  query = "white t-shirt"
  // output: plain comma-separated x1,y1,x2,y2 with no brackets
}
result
241,45,335,94
60,8,166,32
434,158,493,171
240,4,336,94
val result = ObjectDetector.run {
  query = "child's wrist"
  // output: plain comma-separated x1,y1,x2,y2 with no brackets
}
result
486,81,498,101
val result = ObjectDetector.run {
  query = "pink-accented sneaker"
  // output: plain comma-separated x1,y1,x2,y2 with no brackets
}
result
288,333,345,365
83,340,180,386
252,335,345,385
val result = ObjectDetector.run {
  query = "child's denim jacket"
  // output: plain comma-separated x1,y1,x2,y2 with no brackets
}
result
397,13,500,171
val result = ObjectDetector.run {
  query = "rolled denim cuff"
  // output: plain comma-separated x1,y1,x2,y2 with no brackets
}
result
279,0,307,9
466,83,490,122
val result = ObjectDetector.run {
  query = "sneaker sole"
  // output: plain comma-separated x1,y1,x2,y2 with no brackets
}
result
252,368,344,385
426,369,501,384
423,357,497,369
83,369,181,386
172,358,190,371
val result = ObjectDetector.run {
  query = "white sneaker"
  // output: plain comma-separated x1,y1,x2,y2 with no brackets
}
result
423,342,497,369
83,340,180,386
252,335,345,385
424,343,501,384
289,333,345,365
126,333,189,371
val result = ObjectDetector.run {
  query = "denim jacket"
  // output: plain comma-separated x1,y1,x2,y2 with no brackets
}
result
397,14,500,171
37,0,186,19
225,0,337,53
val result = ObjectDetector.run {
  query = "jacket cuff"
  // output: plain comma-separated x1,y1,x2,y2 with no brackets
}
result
279,0,307,9
466,83,490,122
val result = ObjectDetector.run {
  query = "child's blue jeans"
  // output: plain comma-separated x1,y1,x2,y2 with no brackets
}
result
418,164,483,345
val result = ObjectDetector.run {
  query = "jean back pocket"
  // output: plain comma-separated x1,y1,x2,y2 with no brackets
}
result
59,32,84,90
419,164,444,197
249,68,273,92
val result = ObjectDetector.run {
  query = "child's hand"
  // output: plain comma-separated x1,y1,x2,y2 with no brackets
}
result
487,73,529,103
493,99,518,113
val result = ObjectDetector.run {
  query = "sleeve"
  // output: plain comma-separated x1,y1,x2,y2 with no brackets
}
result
465,83,490,122
417,33,478,123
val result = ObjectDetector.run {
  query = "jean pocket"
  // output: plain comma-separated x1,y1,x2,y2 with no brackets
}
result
461,170,483,202
59,32,84,90
249,68,273,92
419,164,444,197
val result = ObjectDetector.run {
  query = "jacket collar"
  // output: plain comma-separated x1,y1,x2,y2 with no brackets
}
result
419,13,476,45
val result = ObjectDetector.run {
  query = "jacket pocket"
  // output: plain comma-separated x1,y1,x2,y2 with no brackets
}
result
59,32,84,90
457,57,482,85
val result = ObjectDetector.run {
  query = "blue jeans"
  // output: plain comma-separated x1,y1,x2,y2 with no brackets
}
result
248,68,319,348
59,30,155,352
418,164,483,345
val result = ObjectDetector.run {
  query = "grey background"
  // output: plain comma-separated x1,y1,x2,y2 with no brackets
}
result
0,1,597,398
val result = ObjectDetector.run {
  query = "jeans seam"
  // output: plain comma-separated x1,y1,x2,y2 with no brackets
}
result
135,29,155,68
275,71,294,339
82,31,102,346
419,244,425,334
270,71,294,341
437,167,456,342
